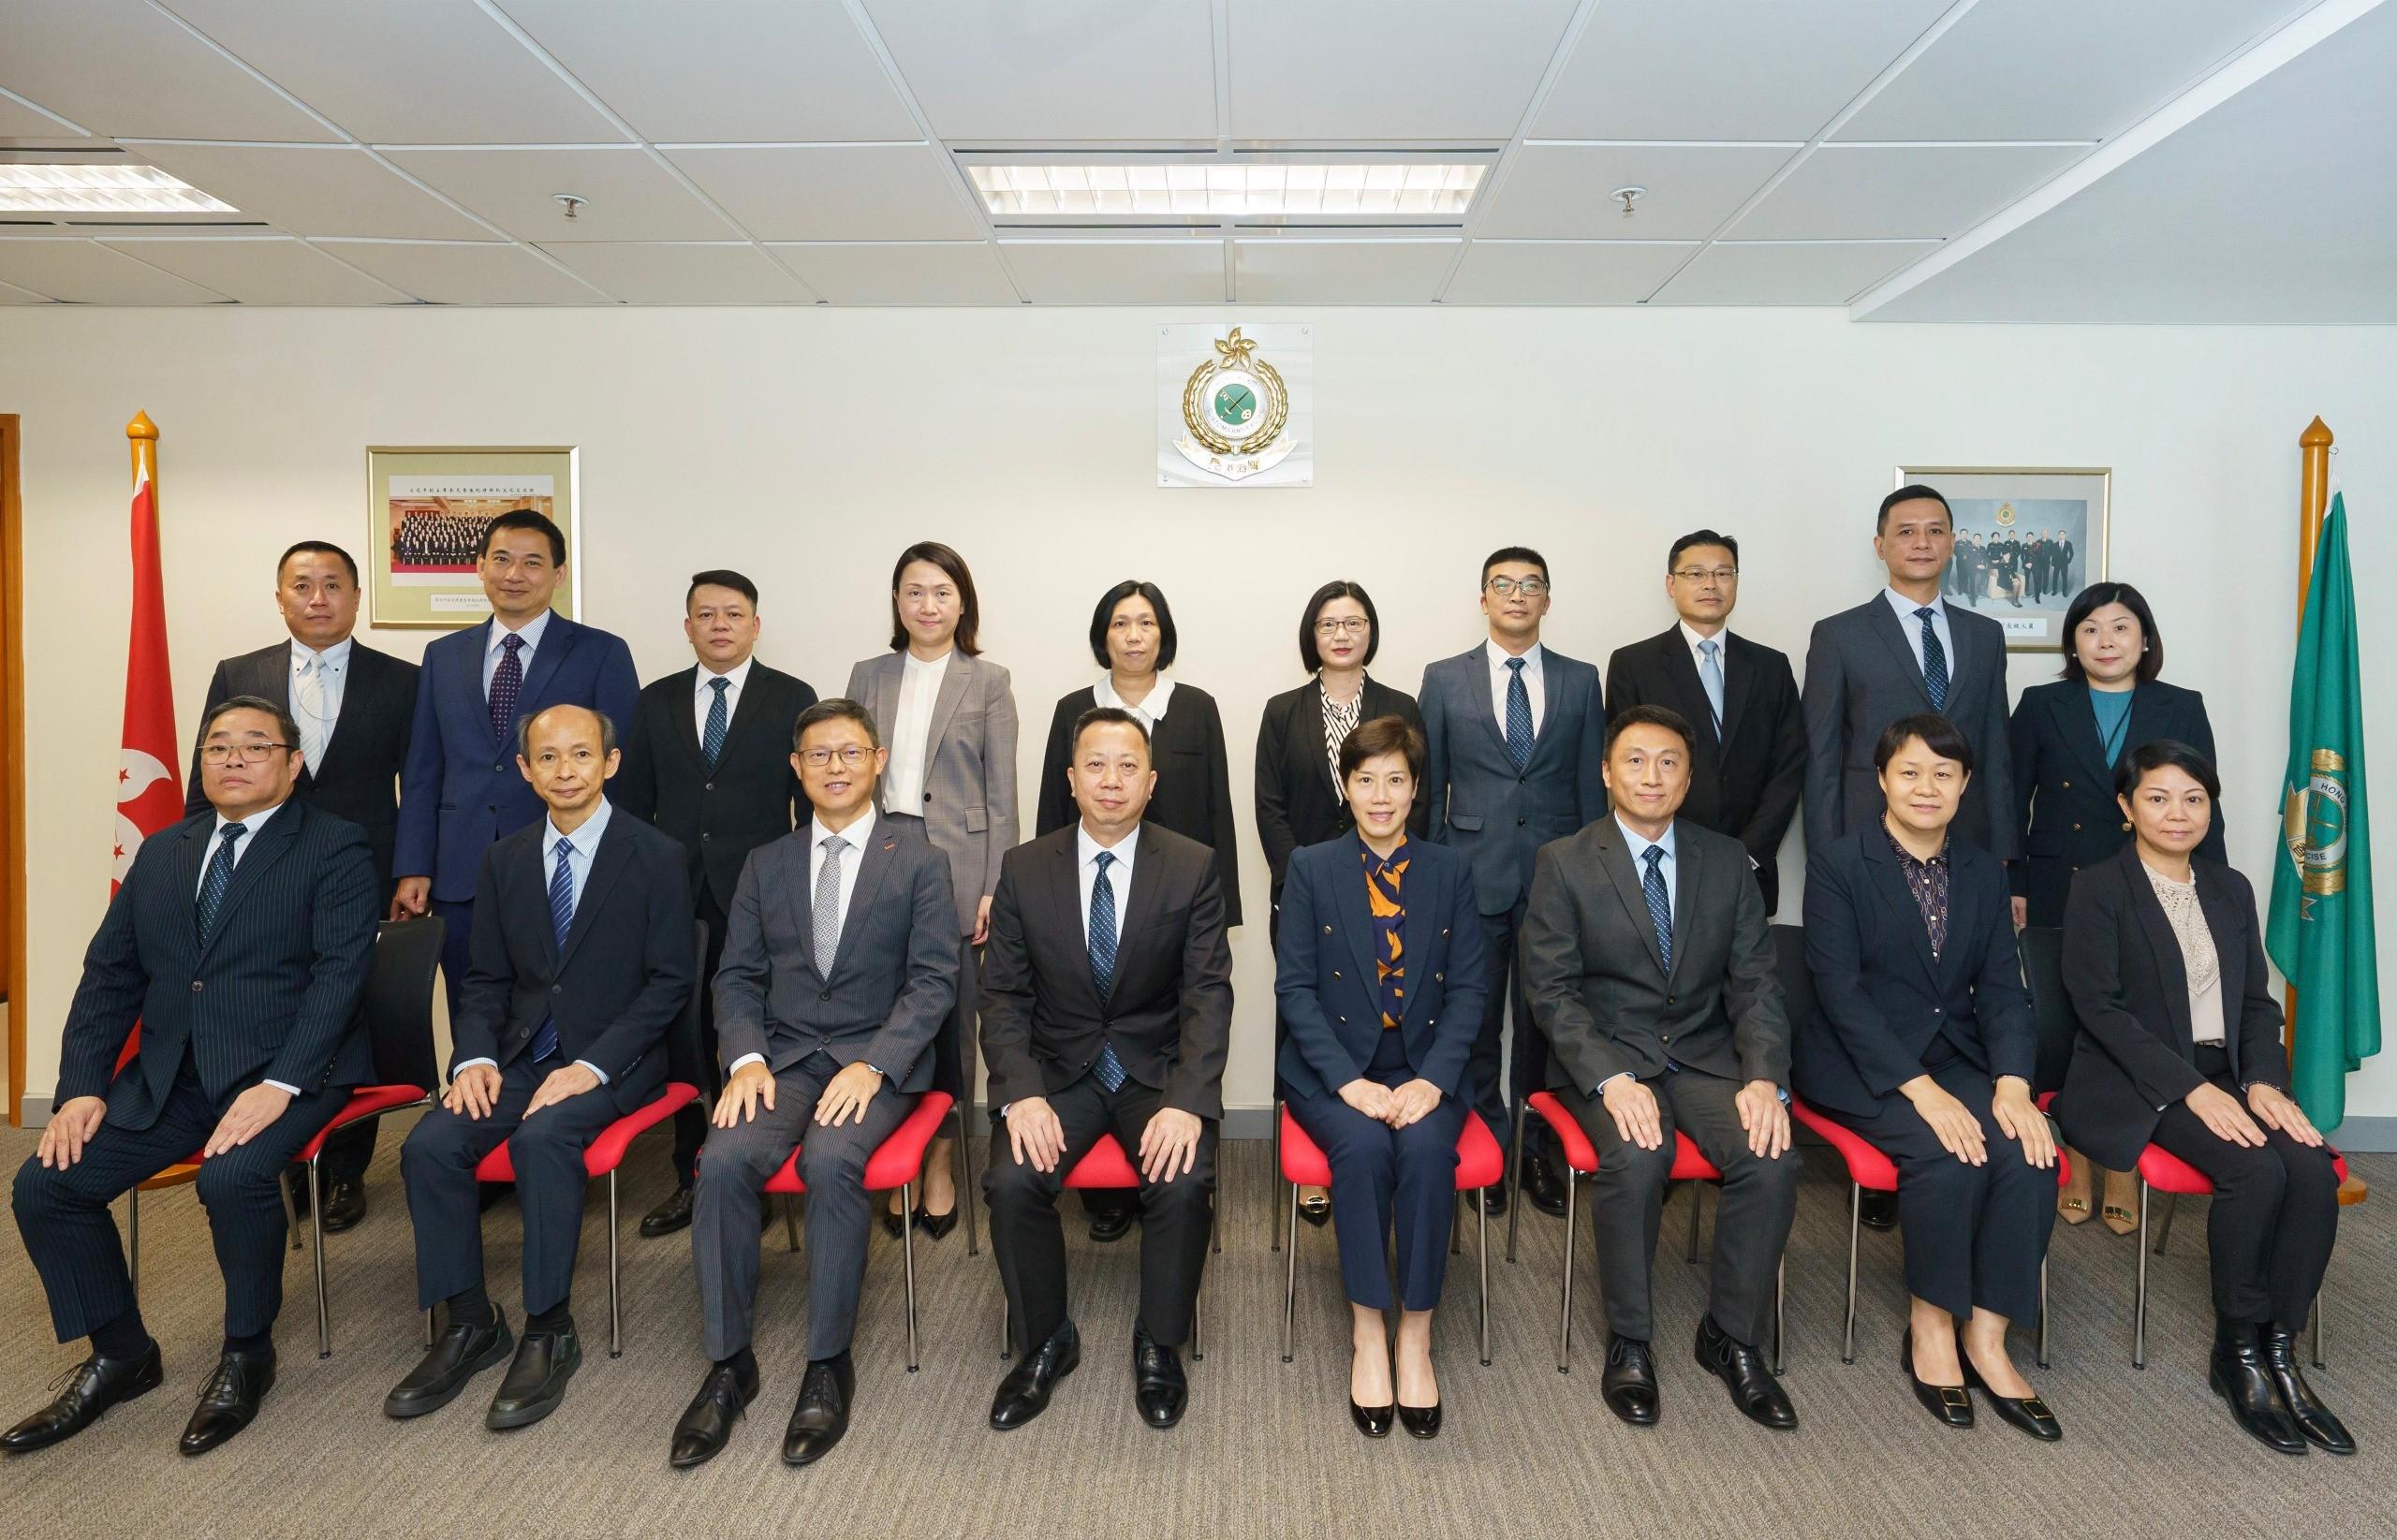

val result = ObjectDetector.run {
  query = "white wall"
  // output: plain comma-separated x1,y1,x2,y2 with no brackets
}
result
4,305,2392,1124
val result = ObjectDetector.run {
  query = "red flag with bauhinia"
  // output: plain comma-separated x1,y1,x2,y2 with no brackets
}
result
113,411,180,893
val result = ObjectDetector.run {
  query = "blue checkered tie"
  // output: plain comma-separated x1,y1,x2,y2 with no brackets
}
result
1915,607,1949,712
195,822,248,943
531,836,574,1063
1090,851,1126,1092
1641,844,1672,973
701,676,730,768
1504,657,1533,772
489,631,524,747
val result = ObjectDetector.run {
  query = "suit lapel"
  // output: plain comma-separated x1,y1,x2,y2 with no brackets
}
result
1045,835,1101,1009
1859,835,1940,985
780,835,820,976
1460,651,1513,763
2055,684,2116,788
1596,823,1669,981
1666,828,1698,983
517,614,575,716
824,826,900,984
2124,854,2193,1043
1293,681,1335,795
1113,825,1166,961
195,801,303,961
924,652,973,763
1865,598,1938,711
555,814,633,973
1334,842,1381,997
2195,863,2246,1078
1656,632,1721,747
1942,606,1979,711
672,667,707,770
1719,634,1761,748
2119,684,2163,771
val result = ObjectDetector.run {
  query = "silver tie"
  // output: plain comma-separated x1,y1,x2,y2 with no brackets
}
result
294,654,330,767
814,834,846,975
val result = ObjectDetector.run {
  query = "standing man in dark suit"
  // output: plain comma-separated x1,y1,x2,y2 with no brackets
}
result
1605,531,1805,917
6,698,378,1457
1418,547,1605,1218
183,540,417,1233
612,570,817,1239
980,708,1232,1433
671,698,958,1469
1520,705,1799,1432
390,509,638,1030
385,705,693,1432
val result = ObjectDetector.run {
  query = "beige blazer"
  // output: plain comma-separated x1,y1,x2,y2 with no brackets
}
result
846,649,1021,936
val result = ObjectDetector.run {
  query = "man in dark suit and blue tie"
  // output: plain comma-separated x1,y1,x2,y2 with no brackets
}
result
6,697,379,1457
390,509,640,1027
1418,547,1606,1217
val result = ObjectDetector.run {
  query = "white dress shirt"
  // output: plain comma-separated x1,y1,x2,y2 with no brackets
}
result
480,608,553,698
1678,621,1728,687
694,655,754,741
1094,671,1176,730
728,808,878,1075
1077,821,1139,946
1880,588,1953,683
1483,638,1546,737
287,636,351,768
882,649,950,814
455,795,611,1085
1592,816,1678,1097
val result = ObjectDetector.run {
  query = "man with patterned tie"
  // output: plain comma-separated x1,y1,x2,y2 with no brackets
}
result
612,570,818,1239
979,708,1233,1433
386,705,693,1431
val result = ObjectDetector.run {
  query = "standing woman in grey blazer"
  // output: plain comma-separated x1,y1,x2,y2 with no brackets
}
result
846,541,1021,1240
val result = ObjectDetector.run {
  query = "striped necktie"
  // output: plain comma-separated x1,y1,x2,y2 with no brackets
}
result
1641,844,1672,973
531,836,573,1063
1504,657,1533,771
1090,851,1126,1092
196,822,248,943
702,676,730,768
1915,608,1949,711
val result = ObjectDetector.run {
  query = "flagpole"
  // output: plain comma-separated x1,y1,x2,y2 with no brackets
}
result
128,409,157,494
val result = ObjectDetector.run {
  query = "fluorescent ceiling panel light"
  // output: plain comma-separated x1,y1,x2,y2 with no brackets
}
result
0,163,238,214
967,161,1485,220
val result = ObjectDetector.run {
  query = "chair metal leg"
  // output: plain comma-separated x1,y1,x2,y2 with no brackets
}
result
1211,1181,1222,1256
901,1180,920,1372
954,1103,980,1258
1685,1181,1704,1264
1281,1180,1301,1363
1477,1195,1491,1367
2037,1254,2051,1369
424,1308,435,1350
1557,1173,1577,1373
2153,1191,2177,1254
279,1169,304,1252
783,1193,801,1254
999,1295,1011,1359
308,1156,332,1359
1505,1099,1528,1262
2311,1294,2325,1370
608,1172,624,1359
1841,1183,1860,1364
2133,1180,2151,1370
1270,1100,1285,1254
1772,1257,1786,1376
1192,1272,1204,1363
126,1189,140,1303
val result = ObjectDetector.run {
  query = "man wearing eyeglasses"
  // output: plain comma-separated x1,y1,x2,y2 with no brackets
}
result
669,698,958,1468
1418,547,1606,1219
1604,531,1805,917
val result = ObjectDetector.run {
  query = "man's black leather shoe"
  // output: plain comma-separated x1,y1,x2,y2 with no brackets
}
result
1519,1152,1567,1218
2259,1327,2354,1455
486,1323,581,1430
1601,1333,1659,1426
1088,1203,1135,1244
991,1321,1079,1430
385,1307,513,1418
640,1186,696,1239
782,1355,856,1466
1132,1324,1188,1430
1476,1181,1507,1218
1859,1190,1898,1231
178,1349,275,1456
2210,1321,2302,1455
669,1360,759,1468
1695,1314,1795,1430
0,1341,163,1453
317,1180,367,1235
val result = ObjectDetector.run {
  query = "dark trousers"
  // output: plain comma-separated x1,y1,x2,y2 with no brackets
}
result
985,1071,1215,1350
667,888,732,1189
1467,895,1547,1153
398,1057,630,1315
1287,1050,1465,1312
13,1053,346,1343
1559,1068,1797,1346
433,896,475,1029
2147,1065,2340,1329
1816,1060,2054,1323
691,1051,914,1361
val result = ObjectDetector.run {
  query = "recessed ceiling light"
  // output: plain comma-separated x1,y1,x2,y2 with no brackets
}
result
0,163,237,214
964,160,1487,222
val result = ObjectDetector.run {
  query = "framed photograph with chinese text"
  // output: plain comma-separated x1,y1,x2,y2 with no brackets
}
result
1898,465,2110,653
366,446,580,627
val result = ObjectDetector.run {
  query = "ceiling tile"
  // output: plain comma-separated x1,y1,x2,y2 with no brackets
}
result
535,242,817,303
767,241,1018,303
1227,0,1577,140
0,86,90,138
310,241,608,303
167,0,626,143
0,275,54,304
499,0,920,142
1835,0,2308,142
94,236,411,303
662,143,981,242
384,146,738,242
1727,143,2086,240
1478,143,1800,241
1651,239,1938,304
1531,0,1951,140
860,0,1216,141
1234,236,1461,303
125,142,494,239
0,238,231,302
1443,239,1697,303
997,238,1224,303
0,0,335,141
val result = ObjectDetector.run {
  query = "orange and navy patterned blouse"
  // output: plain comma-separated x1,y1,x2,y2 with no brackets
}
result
1361,837,1411,1030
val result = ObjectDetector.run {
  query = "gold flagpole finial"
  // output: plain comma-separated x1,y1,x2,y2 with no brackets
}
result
126,411,158,442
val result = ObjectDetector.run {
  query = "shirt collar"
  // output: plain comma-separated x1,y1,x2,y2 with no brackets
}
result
1880,820,1949,868
1883,587,1947,625
544,796,610,858
902,647,952,675
1678,620,1728,657
810,807,875,853
1356,831,1410,873
1614,814,1675,866
1079,822,1140,873
1095,672,1174,721
697,656,755,697
212,797,286,840
1486,638,1544,673
289,636,354,669
492,608,553,655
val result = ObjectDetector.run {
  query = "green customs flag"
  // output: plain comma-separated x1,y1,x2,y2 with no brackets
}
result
2266,491,2380,1128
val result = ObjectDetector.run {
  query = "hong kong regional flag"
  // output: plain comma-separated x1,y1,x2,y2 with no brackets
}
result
113,411,180,891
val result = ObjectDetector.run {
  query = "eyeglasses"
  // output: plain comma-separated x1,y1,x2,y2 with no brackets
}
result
801,746,873,769
1313,617,1370,638
1485,577,1549,598
1671,566,1740,583
201,742,292,766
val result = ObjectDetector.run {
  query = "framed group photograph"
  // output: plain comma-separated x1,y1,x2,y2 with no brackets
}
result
366,446,580,628
1899,465,2110,653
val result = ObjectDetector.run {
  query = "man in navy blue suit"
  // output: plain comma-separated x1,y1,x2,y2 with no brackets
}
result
391,509,640,1023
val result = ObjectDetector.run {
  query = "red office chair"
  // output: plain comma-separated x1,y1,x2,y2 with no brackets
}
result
2131,1141,2352,1370
995,1134,1215,1360
757,1091,954,1371
1275,1104,1503,1367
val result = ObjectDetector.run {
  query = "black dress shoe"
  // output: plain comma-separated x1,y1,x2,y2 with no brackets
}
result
1476,1181,1507,1218
640,1186,696,1239
317,1179,367,1235
1958,1353,2061,1442
1088,1203,1135,1244
2212,1319,2306,1455
1397,1401,1442,1439
2260,1327,2354,1455
782,1355,856,1466
486,1324,582,1430
1695,1315,1796,1430
1902,1328,1973,1430
1860,1190,1899,1231
1132,1324,1188,1430
1601,1333,1660,1427
385,1307,514,1418
1297,1192,1332,1229
916,1202,961,1241
880,1204,907,1239
0,1341,163,1453
1519,1152,1567,1218
179,1349,275,1456
991,1321,1080,1430
669,1361,759,1469
1350,1398,1393,1437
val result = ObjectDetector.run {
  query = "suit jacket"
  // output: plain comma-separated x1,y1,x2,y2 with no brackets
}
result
2053,845,2288,1170
1604,627,1805,914
55,800,379,1130
978,823,1233,1119
396,614,641,903
846,650,1020,936
711,820,960,1093
1522,817,1787,1094
1801,595,2020,859
1793,829,2034,1119
451,805,693,1099
1272,837,1486,1103
184,639,419,892
1253,674,1427,902
1036,682,1244,927
2007,678,2225,922
612,662,818,915
1419,644,1607,917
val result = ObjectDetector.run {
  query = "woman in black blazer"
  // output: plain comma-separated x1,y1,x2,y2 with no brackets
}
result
1277,715,1485,1440
2055,741,2348,1457
1798,714,2060,1441
2010,582,2223,1233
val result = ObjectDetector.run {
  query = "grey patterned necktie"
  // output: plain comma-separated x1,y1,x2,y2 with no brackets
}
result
1089,851,1126,1091
814,833,846,975
702,676,730,767
1641,844,1672,972
1915,607,1949,711
1697,639,1725,736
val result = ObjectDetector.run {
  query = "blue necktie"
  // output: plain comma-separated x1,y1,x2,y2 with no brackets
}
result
1641,844,1672,973
1915,607,1949,712
196,822,248,943
531,836,574,1063
701,676,730,768
1504,656,1533,772
1089,851,1126,1092
1697,638,1725,736
489,631,525,747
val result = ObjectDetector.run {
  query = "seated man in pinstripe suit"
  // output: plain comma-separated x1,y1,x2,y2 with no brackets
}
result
6,697,381,1459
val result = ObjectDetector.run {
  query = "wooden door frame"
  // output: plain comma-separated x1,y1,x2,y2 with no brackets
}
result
3,414,23,1125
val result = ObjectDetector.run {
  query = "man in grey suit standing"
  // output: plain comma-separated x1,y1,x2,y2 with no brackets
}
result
1418,547,1605,1217
671,699,959,1470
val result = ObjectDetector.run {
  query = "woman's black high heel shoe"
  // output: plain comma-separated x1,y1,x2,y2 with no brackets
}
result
1396,1402,1441,1439
1903,1327,1974,1430
913,1201,959,1240
1350,1400,1394,1438
1960,1351,2061,1441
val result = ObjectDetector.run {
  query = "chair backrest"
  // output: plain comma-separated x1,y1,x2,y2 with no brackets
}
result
1769,923,1816,1042
2016,925,2075,1097
360,916,446,1092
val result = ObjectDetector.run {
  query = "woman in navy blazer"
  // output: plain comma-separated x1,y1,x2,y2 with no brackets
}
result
1277,715,1485,1440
